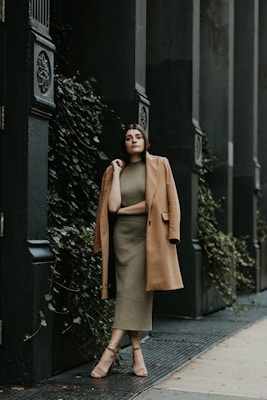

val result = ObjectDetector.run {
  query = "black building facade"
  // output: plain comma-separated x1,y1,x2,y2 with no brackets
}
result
0,0,267,386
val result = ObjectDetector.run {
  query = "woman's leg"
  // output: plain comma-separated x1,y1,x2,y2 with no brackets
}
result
128,330,147,377
91,328,125,378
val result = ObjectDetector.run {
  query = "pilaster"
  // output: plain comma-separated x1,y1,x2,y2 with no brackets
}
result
0,0,55,385
147,0,202,317
199,0,235,312
258,0,267,290
64,0,149,160
199,0,234,233
233,0,260,291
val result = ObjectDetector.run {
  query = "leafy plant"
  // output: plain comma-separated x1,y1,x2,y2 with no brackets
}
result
198,134,255,311
257,207,267,243
30,74,121,358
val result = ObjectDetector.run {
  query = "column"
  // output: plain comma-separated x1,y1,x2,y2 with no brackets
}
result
199,0,235,311
147,0,202,317
257,0,267,290
64,0,149,160
233,0,260,291
199,0,234,232
0,0,54,386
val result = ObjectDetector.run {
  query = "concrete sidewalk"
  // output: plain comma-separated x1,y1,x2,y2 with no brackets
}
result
138,317,267,400
0,292,266,399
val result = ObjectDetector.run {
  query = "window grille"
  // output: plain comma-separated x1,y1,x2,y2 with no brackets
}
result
30,0,50,32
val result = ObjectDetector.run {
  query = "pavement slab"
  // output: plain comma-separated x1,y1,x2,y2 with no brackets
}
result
0,292,266,400
137,388,266,400
138,318,267,400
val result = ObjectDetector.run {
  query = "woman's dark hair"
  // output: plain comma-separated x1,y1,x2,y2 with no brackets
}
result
120,123,150,163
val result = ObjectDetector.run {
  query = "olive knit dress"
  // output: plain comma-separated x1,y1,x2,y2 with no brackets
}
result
112,160,153,331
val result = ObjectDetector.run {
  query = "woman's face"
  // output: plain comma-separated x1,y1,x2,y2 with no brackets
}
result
124,129,145,155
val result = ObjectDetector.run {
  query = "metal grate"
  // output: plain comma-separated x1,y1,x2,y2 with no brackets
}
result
0,292,266,400
30,0,50,31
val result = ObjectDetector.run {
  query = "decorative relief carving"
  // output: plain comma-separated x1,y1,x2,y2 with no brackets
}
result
195,133,202,166
254,162,261,192
36,50,51,94
139,105,148,130
193,118,203,168
32,33,55,114
136,89,150,135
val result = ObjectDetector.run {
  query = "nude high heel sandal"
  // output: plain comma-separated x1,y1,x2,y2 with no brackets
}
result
132,347,148,377
90,346,117,378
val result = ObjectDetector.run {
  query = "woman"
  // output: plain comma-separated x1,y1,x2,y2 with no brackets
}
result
91,123,183,379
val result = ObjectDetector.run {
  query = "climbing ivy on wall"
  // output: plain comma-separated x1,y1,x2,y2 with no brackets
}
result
46,74,119,358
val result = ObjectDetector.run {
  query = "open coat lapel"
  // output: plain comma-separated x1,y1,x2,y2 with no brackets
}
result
145,152,160,212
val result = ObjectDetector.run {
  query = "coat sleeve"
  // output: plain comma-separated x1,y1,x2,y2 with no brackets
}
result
93,166,112,253
163,157,181,244
93,172,106,253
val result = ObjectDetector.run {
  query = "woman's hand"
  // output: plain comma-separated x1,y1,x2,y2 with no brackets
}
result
111,159,124,174
108,159,124,213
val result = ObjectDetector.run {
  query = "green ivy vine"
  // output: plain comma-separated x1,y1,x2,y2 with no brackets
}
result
47,74,120,359
198,134,255,311
257,207,267,243
25,74,122,359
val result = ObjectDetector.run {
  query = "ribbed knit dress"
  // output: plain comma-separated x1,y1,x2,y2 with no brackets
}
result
112,160,153,331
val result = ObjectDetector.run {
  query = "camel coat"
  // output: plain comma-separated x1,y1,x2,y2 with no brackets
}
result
94,152,184,300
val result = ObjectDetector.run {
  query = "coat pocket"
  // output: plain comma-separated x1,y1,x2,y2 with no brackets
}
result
161,212,169,222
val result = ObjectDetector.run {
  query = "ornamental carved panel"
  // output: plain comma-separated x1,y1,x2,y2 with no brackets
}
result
33,33,55,113
36,50,51,94
137,90,150,135
193,119,203,168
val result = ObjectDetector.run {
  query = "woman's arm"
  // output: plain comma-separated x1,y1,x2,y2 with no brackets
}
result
117,201,147,215
107,159,124,213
